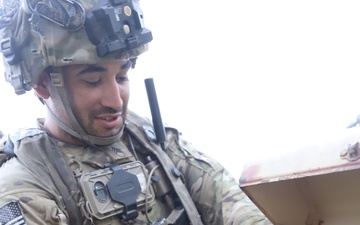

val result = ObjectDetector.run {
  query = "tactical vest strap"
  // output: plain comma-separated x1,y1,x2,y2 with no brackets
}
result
125,111,204,225
3,129,86,225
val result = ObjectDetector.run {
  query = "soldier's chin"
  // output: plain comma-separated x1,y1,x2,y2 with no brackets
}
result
98,126,123,137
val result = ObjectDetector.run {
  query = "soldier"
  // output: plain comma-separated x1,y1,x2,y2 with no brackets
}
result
0,0,271,225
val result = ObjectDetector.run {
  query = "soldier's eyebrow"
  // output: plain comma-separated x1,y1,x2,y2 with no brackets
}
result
77,60,132,76
77,65,106,75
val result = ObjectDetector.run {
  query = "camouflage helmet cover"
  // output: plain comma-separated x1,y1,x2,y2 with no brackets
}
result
0,0,152,95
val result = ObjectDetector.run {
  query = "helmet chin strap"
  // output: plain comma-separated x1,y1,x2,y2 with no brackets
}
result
47,69,123,146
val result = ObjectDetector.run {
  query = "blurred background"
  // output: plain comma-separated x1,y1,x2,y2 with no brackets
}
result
1,0,360,180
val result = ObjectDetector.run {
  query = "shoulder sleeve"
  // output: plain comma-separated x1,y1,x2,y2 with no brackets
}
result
0,158,69,225
165,128,272,225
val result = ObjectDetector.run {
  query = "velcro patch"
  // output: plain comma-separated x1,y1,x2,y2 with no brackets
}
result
0,201,27,225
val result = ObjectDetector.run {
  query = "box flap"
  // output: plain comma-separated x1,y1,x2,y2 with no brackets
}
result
239,127,360,225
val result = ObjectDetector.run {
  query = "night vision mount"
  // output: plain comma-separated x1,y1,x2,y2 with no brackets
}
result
85,0,153,57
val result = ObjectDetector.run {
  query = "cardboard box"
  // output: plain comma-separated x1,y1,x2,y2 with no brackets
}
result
239,127,360,225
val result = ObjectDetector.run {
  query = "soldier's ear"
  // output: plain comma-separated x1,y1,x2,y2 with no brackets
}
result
33,70,50,100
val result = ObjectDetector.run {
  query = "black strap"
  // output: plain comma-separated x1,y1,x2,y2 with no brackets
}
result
125,112,204,225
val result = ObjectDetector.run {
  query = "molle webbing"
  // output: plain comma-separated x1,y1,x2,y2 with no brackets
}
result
125,112,204,225
7,129,86,225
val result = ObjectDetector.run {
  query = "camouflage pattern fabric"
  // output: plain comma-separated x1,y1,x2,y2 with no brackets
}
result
127,111,272,225
167,131,272,225
0,111,271,224
0,0,149,94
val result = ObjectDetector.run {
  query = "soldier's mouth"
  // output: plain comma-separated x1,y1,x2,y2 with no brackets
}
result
102,117,117,121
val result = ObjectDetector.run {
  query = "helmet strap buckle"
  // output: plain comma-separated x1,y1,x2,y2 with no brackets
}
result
50,72,64,87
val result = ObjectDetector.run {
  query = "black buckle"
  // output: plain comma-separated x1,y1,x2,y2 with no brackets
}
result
107,164,141,221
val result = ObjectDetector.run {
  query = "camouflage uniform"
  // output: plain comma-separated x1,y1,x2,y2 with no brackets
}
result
0,1,271,224
0,111,271,225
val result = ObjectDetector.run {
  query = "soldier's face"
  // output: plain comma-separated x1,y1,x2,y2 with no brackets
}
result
62,60,131,137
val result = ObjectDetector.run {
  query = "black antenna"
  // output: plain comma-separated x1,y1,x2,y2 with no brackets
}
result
145,78,166,150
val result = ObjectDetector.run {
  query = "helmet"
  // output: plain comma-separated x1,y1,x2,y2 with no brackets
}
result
0,0,152,95
0,0,152,146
